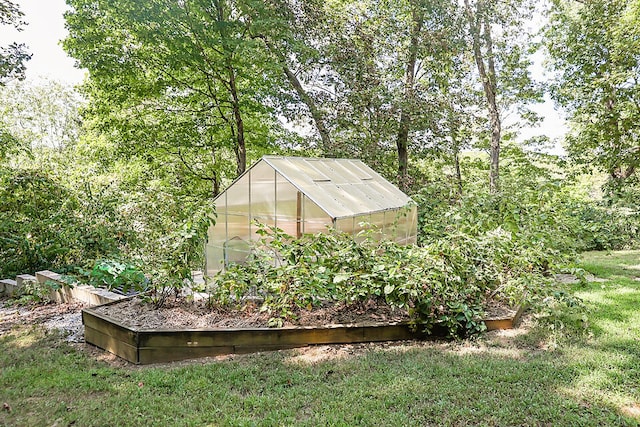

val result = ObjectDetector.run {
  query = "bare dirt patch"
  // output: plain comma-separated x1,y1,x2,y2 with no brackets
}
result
0,300,85,342
91,296,517,330
91,297,413,329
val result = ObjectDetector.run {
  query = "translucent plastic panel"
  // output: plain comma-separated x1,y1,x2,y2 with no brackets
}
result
296,182,352,218
251,160,276,183
205,244,225,276
335,185,375,213
352,214,372,242
224,237,250,265
344,160,373,180
249,162,276,230
333,159,367,182
225,174,250,215
209,195,227,245
382,209,403,236
335,217,356,235
393,213,410,244
369,181,408,208
369,211,386,240
275,175,301,237
302,196,332,235
406,205,418,245
308,159,350,184
275,175,299,220
262,156,413,219
268,157,330,183
226,213,250,243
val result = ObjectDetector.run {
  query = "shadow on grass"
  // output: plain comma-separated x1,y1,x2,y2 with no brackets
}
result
1,318,639,426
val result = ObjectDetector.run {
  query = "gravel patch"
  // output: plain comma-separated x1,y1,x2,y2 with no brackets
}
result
43,311,84,343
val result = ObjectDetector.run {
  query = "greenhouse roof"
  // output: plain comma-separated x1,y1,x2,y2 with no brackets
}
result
249,156,413,219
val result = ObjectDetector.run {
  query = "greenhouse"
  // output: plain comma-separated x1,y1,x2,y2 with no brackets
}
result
205,156,417,275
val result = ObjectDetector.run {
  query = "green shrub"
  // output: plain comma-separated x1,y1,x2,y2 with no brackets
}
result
76,259,148,294
0,167,122,277
210,224,563,338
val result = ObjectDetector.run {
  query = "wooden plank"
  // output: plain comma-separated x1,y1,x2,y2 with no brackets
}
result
234,344,302,354
137,346,234,365
138,325,366,348
512,305,526,327
83,298,524,365
85,326,139,364
82,310,138,345
484,318,514,331
362,324,424,342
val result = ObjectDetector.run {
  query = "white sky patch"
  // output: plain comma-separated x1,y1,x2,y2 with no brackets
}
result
0,0,86,84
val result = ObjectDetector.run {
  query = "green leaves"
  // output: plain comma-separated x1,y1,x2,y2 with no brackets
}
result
546,0,640,188
0,0,31,86
210,220,564,338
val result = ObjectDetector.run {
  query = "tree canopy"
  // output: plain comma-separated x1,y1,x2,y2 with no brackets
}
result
0,0,30,85
546,0,640,189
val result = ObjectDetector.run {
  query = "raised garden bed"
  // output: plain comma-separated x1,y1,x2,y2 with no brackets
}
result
82,299,524,364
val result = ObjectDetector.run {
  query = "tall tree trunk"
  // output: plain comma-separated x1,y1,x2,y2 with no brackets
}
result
453,147,463,196
260,37,333,155
464,0,501,193
228,63,246,176
215,0,246,176
396,7,423,192
447,109,464,196
282,65,333,155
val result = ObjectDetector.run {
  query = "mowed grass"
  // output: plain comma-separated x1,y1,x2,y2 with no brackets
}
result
1,251,640,426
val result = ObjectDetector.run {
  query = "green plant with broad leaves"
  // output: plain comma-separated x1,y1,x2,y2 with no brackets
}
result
138,211,215,308
210,222,568,338
76,259,148,295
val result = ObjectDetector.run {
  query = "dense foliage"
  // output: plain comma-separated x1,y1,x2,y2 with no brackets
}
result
1,0,639,335
212,223,562,337
546,0,640,192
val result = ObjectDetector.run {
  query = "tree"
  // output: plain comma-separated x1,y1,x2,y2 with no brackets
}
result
546,0,640,188
64,0,286,191
0,0,31,161
0,79,83,151
245,0,335,154
462,0,541,193
0,0,31,85
304,0,461,188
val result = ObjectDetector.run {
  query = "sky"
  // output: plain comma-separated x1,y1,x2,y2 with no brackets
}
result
1,0,567,151
0,0,85,84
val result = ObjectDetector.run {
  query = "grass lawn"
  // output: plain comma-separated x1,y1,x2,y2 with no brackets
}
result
1,251,640,426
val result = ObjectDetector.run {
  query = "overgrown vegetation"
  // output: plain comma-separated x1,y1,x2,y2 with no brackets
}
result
213,223,559,336
1,0,639,337
2,251,639,426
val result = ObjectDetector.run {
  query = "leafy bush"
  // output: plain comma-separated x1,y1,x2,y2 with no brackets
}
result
140,211,214,308
0,167,122,277
210,224,562,338
76,259,148,294
572,204,640,251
